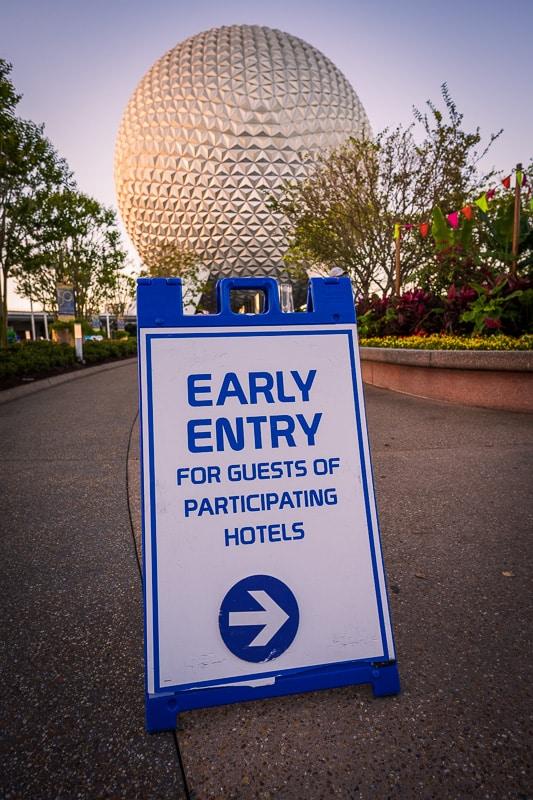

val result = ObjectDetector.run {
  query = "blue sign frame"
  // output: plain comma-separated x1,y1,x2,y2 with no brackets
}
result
137,277,400,732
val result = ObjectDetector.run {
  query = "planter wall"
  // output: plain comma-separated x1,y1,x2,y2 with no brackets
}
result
360,347,533,413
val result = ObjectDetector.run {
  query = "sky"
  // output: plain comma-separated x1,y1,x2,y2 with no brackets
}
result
2,0,532,309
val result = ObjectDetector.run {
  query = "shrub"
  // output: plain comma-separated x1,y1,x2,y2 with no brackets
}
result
0,340,75,381
357,289,443,336
83,337,137,363
359,334,533,350
0,337,137,386
50,319,96,336
356,275,533,338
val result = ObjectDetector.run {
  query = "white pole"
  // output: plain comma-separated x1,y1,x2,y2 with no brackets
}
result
43,312,49,340
73,322,84,362
29,294,36,340
105,310,111,338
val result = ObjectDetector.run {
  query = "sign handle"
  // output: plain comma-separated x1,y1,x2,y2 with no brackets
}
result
216,277,281,316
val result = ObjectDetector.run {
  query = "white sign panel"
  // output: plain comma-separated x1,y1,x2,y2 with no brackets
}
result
140,324,395,695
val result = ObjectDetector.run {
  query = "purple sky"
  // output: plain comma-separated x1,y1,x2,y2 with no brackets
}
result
2,0,532,307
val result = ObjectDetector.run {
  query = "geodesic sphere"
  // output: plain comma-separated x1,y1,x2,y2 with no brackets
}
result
114,24,370,278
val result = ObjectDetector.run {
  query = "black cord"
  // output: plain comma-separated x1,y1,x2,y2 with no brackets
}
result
126,409,142,580
173,731,193,799
126,409,193,800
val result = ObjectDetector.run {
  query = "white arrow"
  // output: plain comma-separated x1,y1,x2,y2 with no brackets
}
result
228,590,290,647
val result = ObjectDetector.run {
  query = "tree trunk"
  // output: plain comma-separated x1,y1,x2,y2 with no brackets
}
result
0,270,8,348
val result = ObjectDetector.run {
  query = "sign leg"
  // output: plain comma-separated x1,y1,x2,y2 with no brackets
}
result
146,692,179,734
371,663,401,697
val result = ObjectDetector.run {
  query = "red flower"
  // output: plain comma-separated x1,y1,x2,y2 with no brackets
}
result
484,318,502,329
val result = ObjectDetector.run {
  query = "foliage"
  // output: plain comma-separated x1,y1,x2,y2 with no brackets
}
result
460,276,533,335
50,318,96,335
414,206,478,293
82,337,136,362
356,274,533,338
0,340,75,381
0,337,137,386
414,167,533,293
13,189,128,318
476,175,533,271
142,244,209,311
103,266,136,318
357,289,443,336
0,59,71,346
271,84,500,296
359,334,533,350
1,59,131,343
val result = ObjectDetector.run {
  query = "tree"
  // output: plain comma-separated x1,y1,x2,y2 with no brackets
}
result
13,190,128,319
271,84,501,298
141,243,209,311
104,266,137,319
0,59,70,345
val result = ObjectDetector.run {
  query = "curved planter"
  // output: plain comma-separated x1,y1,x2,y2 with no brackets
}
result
360,347,533,413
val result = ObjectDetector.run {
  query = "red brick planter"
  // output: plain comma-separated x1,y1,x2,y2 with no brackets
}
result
360,347,533,413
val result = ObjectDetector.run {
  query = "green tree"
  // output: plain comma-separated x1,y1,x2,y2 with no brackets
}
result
0,59,70,345
142,243,209,311
14,189,128,319
104,265,137,319
272,84,501,298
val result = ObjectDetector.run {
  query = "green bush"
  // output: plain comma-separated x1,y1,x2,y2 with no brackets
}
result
83,337,137,363
50,318,96,336
0,337,137,385
0,340,76,381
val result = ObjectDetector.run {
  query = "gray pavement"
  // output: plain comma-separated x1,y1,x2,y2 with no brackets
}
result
1,362,186,799
2,363,532,799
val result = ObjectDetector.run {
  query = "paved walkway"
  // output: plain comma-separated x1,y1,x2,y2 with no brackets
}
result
1,363,185,799
2,361,532,799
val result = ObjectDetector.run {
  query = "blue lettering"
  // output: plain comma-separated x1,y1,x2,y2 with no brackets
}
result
184,498,197,517
296,412,322,445
270,415,296,447
245,415,267,448
188,374,212,406
249,372,275,404
241,526,256,545
187,419,213,452
276,371,296,402
215,417,245,451
268,523,282,542
291,369,317,401
224,527,239,546
216,372,248,406
199,497,215,516
292,522,305,540
214,496,228,514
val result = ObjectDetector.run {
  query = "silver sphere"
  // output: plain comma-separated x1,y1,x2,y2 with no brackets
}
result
114,24,370,278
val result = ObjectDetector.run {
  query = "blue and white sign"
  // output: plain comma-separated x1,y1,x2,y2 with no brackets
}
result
137,276,400,732
219,575,299,663
56,285,75,317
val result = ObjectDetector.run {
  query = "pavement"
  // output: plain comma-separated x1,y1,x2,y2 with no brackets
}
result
2,360,532,799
